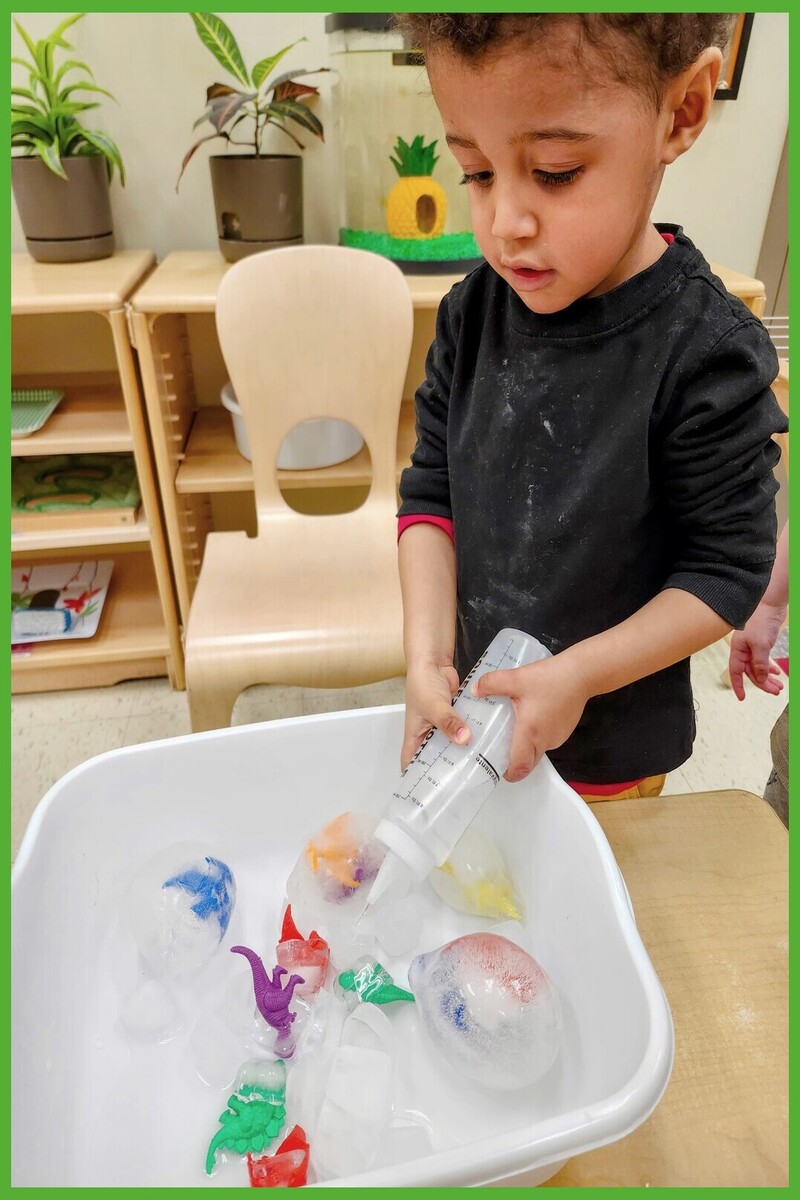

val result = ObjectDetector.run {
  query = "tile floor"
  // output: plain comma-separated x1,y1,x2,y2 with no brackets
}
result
11,638,787,862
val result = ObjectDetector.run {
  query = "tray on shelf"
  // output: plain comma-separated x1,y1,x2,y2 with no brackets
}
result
11,560,114,645
11,453,141,531
11,389,64,438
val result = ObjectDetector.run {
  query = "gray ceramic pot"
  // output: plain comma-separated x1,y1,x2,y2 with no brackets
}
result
11,155,114,262
209,154,303,262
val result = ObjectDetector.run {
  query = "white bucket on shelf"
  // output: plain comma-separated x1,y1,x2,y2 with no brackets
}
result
220,381,364,469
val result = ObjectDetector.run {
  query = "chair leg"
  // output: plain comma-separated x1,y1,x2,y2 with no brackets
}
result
186,662,241,733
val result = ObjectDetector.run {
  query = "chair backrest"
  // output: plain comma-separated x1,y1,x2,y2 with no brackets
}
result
215,245,414,526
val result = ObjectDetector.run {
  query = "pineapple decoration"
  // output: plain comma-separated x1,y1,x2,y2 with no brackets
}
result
386,135,448,240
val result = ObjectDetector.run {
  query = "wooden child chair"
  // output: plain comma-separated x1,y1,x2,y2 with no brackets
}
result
185,245,414,731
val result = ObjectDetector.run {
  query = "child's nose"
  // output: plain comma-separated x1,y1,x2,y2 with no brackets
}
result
491,183,538,243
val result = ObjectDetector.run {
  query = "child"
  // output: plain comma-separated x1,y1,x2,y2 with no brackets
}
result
395,13,788,800
728,522,789,826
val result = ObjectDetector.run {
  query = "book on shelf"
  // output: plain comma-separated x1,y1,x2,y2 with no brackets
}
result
11,453,141,532
11,560,114,645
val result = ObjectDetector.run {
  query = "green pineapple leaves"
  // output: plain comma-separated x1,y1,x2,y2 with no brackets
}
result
390,134,440,178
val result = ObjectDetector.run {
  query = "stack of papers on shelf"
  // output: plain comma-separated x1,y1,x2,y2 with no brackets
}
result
11,560,114,645
11,454,141,532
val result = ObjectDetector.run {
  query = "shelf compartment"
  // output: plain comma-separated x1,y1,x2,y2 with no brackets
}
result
11,509,151,554
11,374,133,456
11,550,170,694
175,401,417,495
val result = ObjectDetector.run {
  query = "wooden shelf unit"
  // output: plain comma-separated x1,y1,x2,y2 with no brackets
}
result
11,252,184,693
130,250,769,628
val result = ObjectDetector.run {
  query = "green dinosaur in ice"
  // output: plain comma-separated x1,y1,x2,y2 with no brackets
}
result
205,1083,286,1175
338,959,415,1005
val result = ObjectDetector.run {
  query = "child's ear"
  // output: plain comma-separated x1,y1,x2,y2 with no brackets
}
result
660,47,723,165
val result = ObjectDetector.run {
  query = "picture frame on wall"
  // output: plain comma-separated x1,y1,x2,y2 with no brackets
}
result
715,13,754,100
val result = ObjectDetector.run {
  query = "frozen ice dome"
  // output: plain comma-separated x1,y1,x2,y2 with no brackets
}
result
123,847,236,978
409,932,562,1090
429,826,524,922
285,811,385,966
311,1009,394,1179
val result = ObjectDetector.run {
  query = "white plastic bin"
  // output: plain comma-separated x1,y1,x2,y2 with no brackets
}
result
220,380,364,468
12,706,673,1187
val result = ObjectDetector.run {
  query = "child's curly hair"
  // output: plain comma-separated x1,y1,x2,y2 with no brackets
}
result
394,13,736,107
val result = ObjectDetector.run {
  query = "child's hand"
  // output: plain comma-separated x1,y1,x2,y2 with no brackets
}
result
402,659,471,770
728,601,787,701
473,655,591,782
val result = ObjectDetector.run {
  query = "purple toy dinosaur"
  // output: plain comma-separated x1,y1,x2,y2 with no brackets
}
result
231,944,305,1058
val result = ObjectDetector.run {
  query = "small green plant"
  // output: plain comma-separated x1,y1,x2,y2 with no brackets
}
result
11,13,124,183
178,12,327,190
390,134,440,178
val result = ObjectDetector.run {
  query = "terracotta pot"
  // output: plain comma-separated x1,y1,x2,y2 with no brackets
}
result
11,155,114,262
209,154,303,262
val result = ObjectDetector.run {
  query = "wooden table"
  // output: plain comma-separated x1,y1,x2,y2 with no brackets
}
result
543,789,788,1188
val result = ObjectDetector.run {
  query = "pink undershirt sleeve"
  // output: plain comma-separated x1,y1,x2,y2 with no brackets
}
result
397,514,455,543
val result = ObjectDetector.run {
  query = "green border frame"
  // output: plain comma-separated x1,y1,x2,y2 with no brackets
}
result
5,5,794,1198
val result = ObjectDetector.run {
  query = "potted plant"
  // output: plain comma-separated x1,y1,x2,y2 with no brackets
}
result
178,12,327,262
11,13,125,263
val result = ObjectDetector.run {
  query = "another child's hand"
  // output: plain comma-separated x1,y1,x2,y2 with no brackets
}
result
402,659,470,770
473,654,591,782
728,602,787,701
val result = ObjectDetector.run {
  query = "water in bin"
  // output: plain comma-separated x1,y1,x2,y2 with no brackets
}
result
220,380,364,469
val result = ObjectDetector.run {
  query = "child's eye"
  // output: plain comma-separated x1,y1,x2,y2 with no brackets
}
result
534,167,584,187
459,171,493,188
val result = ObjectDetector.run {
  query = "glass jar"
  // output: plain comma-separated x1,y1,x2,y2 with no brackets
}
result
326,14,482,274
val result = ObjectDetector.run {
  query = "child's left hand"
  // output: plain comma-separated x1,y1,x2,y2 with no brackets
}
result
472,654,591,782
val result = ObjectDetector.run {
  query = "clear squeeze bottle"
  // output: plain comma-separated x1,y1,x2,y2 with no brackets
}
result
366,628,550,911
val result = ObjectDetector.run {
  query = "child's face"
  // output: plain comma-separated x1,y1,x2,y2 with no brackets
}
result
428,40,673,313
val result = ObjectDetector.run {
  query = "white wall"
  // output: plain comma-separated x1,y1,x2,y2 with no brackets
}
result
651,11,789,274
11,11,789,276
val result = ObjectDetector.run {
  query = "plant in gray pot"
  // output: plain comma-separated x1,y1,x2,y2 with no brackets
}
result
177,13,327,262
11,13,125,263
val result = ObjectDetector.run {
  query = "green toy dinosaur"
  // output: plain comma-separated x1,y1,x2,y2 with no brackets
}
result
205,1081,287,1175
338,958,415,1005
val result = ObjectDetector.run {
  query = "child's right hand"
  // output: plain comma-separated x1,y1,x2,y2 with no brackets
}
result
401,659,471,770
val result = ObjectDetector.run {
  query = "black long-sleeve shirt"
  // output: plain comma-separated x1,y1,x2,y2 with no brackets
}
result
398,225,787,782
